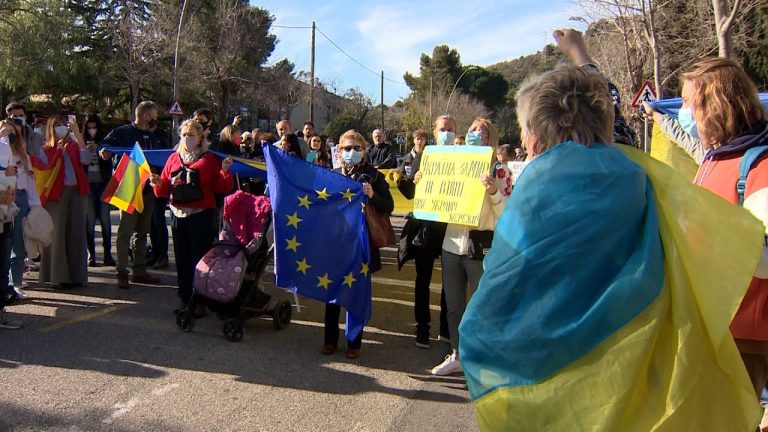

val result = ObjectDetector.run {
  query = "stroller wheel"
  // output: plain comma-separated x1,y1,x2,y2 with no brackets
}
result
272,300,292,330
223,320,244,342
176,309,195,333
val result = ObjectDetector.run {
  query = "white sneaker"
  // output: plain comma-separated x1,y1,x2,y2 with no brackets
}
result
438,334,451,344
24,258,39,271
431,353,463,376
12,286,28,299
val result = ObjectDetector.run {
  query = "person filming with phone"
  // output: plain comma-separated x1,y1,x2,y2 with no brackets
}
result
32,114,91,289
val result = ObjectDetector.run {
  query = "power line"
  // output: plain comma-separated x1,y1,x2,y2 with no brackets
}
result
272,25,312,29
314,26,408,86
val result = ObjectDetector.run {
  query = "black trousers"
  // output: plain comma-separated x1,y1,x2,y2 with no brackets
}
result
171,209,215,305
324,304,363,349
150,197,169,260
414,249,435,333
0,222,13,309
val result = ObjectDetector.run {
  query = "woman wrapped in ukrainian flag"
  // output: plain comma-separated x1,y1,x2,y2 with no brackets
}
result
459,29,766,431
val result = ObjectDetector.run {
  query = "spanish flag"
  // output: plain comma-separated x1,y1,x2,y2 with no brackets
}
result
101,143,151,214
31,151,62,207
459,142,763,431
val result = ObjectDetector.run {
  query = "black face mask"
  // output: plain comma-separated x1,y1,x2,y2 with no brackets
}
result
196,119,209,130
10,118,23,127
148,119,157,129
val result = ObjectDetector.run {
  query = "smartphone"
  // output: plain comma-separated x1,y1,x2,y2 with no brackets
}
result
68,114,76,126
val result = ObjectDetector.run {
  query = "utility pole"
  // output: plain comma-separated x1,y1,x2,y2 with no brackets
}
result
380,70,384,132
172,0,189,141
309,21,316,124
428,77,433,125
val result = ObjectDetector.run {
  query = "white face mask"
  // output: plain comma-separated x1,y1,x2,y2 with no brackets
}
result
87,128,97,137
54,125,69,139
181,135,199,152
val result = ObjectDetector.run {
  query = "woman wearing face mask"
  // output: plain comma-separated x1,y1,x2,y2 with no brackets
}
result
81,114,115,267
2,118,41,298
396,129,447,348
150,119,233,313
33,115,91,289
413,114,457,344
429,117,509,376
681,59,768,408
322,129,394,359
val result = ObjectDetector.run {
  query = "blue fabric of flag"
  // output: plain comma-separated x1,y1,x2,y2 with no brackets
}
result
263,143,372,341
103,148,267,180
459,142,665,400
650,92,768,119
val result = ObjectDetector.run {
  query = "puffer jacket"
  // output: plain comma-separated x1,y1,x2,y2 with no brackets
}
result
23,206,53,259
694,121,768,351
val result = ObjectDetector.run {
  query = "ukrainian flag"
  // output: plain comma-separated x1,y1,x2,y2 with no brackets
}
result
101,143,152,213
459,142,764,431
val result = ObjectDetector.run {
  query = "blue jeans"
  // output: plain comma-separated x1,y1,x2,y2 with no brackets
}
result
10,190,30,286
86,182,112,260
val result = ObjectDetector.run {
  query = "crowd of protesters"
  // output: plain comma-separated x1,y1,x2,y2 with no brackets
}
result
2,24,768,430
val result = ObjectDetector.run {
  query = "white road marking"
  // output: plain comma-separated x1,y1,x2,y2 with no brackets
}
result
101,383,180,425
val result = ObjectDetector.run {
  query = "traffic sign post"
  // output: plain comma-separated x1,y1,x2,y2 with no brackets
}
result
168,100,185,116
631,81,658,154
631,80,657,109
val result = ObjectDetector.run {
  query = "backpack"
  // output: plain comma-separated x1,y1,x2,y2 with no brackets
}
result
737,145,768,205
194,242,247,303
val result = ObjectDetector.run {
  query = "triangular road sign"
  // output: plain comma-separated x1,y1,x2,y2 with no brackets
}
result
167,100,184,116
631,81,657,109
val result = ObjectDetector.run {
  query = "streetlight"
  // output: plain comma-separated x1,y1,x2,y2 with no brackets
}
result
445,65,479,114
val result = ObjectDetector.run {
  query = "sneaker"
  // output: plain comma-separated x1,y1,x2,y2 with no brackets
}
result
117,274,130,290
437,334,451,345
24,258,39,272
88,258,100,267
0,311,22,329
415,332,430,349
12,286,28,300
431,353,463,376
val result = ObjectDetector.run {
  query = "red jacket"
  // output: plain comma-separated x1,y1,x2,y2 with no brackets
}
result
694,123,768,348
153,152,233,209
31,140,89,201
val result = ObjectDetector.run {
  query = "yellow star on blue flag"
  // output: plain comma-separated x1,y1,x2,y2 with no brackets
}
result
264,143,372,342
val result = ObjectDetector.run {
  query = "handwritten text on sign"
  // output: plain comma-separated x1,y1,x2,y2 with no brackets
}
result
413,146,493,227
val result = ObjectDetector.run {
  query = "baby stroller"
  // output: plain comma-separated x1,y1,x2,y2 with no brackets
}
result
175,190,293,341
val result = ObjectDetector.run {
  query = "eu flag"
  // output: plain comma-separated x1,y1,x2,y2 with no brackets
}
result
264,143,371,341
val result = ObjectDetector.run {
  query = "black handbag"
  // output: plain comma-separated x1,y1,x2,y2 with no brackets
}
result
170,163,203,204
468,230,494,260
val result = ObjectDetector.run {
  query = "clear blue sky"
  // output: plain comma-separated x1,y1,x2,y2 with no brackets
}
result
253,1,581,104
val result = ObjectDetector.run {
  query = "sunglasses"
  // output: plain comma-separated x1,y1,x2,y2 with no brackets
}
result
339,145,362,152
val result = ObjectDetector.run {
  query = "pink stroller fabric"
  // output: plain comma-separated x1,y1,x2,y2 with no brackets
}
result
223,190,271,246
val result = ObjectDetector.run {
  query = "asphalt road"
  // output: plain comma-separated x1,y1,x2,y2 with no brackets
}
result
0,213,478,432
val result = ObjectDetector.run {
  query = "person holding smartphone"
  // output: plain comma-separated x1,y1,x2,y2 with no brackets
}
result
82,114,115,267
33,114,91,289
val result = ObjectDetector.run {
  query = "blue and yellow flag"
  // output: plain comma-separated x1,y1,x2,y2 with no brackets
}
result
264,144,372,341
460,142,763,431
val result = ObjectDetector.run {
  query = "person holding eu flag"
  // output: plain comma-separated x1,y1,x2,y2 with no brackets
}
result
322,130,393,359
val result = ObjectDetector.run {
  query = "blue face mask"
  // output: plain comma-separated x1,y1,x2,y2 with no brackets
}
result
466,130,483,146
342,149,363,166
437,131,455,146
677,107,699,138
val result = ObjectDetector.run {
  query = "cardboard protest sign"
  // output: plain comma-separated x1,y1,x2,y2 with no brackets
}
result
413,146,493,227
